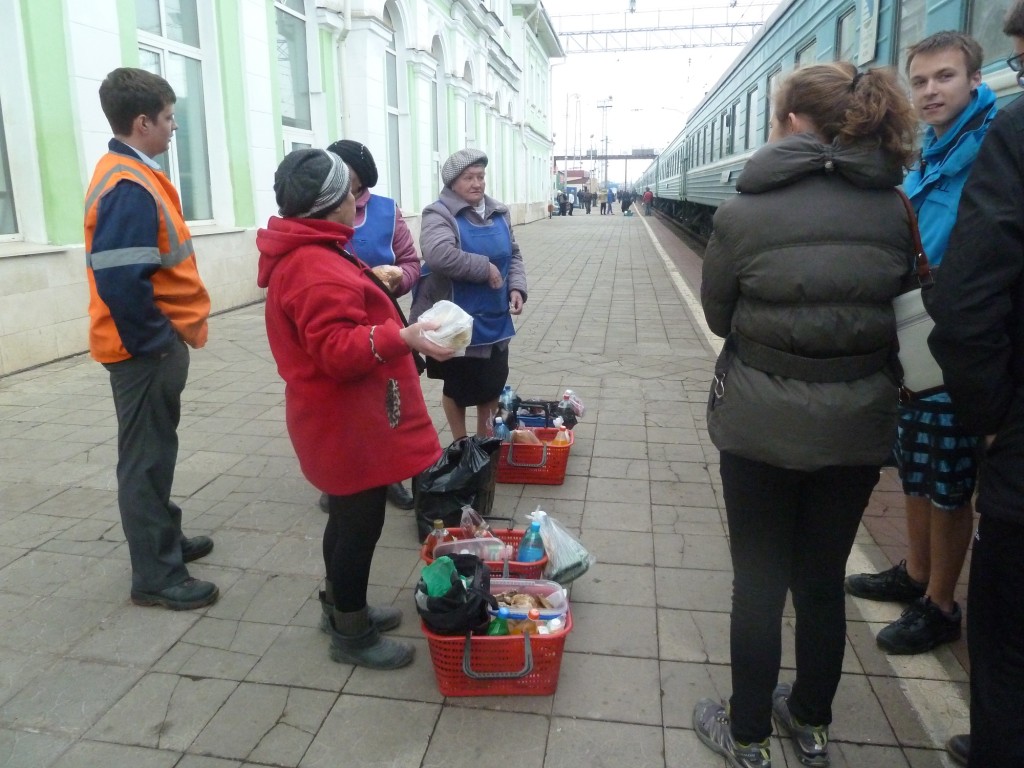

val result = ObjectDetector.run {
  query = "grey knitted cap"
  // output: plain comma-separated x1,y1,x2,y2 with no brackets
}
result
441,148,488,187
274,149,352,218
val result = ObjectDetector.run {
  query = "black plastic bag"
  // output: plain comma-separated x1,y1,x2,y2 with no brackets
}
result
414,553,497,635
414,436,500,540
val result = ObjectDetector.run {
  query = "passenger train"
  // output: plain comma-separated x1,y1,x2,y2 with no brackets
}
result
635,0,1018,238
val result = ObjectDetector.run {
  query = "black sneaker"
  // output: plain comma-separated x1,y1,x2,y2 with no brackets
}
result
945,734,969,767
876,597,961,654
844,560,926,603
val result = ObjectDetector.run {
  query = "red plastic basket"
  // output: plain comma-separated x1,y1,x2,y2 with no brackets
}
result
419,528,548,579
496,427,573,485
422,610,572,696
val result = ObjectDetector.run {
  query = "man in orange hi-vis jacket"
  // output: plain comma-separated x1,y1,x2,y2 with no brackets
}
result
84,68,217,611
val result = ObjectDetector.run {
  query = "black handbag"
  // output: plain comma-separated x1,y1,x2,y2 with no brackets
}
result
414,553,497,635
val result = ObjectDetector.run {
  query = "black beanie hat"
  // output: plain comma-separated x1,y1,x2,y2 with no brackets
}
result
327,139,379,189
274,149,351,218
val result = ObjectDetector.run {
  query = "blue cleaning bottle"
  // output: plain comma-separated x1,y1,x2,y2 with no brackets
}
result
516,520,546,562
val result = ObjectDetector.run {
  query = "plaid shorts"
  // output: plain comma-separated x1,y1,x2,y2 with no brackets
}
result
896,392,980,510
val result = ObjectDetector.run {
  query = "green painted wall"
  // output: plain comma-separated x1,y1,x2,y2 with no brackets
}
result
20,0,81,245
116,0,139,66
320,28,339,142
215,0,255,227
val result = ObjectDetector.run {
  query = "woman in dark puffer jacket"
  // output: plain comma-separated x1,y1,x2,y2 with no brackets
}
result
693,63,918,768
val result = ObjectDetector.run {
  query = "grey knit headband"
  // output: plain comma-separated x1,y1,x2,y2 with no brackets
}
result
298,150,352,218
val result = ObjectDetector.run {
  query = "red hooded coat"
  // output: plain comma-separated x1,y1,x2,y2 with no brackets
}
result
256,216,440,495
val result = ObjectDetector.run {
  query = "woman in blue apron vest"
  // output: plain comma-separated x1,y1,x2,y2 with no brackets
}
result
322,139,422,510
411,149,528,441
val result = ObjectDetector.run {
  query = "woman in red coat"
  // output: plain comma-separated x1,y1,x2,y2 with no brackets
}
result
256,149,453,669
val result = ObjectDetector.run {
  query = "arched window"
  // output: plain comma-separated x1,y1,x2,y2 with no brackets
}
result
463,63,474,146
274,0,315,154
430,37,447,157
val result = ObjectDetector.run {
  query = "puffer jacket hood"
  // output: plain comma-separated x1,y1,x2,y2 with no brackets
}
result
737,133,905,195
256,216,354,288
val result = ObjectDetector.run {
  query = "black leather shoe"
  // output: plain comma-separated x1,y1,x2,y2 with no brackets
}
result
131,578,219,610
386,482,414,510
318,492,329,513
181,536,213,563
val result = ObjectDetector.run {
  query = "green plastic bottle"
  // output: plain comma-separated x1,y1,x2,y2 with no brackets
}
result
487,606,511,635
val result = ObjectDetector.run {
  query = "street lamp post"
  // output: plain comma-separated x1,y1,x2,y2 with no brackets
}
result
597,96,612,188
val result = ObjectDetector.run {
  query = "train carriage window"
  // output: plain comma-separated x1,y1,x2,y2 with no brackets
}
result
745,87,759,151
836,8,857,63
896,0,926,73
969,1,1014,67
710,120,716,161
796,39,816,67
719,112,727,158
728,101,738,155
764,68,781,142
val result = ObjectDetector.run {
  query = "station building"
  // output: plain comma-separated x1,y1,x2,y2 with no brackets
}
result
0,0,562,376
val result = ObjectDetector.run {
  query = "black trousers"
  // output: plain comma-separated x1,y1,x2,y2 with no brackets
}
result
968,513,1024,767
105,339,191,592
720,451,878,744
324,486,388,612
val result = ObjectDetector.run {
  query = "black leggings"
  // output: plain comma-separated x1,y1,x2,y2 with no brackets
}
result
720,451,879,744
323,486,388,612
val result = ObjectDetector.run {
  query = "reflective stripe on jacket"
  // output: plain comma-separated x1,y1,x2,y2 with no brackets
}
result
84,147,209,362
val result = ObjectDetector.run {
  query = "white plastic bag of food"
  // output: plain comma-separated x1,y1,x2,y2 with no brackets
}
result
418,300,474,356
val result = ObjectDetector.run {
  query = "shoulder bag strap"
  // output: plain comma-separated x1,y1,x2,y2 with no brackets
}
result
895,188,932,289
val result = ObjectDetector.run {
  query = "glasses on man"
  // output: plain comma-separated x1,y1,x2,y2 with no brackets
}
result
1008,52,1024,88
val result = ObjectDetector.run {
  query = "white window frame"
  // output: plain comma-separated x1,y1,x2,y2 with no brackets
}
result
137,0,216,225
0,0,44,243
275,0,317,154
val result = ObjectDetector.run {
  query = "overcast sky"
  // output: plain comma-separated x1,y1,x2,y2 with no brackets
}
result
541,0,783,186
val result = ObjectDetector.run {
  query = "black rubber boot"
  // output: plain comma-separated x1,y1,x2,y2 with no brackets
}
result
319,582,402,633
328,606,414,669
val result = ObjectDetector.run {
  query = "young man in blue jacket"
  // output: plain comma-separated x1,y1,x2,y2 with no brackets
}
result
844,32,997,655
929,5,1024,764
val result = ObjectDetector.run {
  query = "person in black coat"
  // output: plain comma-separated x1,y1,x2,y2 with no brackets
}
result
927,5,1024,765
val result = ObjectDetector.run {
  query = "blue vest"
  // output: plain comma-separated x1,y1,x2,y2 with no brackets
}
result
350,194,397,268
424,212,515,347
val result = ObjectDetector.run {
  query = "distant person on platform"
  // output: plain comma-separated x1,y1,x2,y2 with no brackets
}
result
620,189,633,215
412,149,527,441
85,67,217,611
599,191,607,215
557,190,567,216
642,187,654,216
606,187,615,215
322,138,421,512
567,189,575,215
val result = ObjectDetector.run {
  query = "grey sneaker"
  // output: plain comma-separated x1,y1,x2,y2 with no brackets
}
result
693,698,771,768
844,560,926,603
771,683,830,767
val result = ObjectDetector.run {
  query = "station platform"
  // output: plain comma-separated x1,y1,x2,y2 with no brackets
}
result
0,209,968,767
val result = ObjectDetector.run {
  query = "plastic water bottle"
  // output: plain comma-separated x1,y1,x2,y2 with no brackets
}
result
516,520,545,562
552,425,570,446
499,384,517,414
423,519,456,558
555,392,575,425
493,416,511,442
564,389,585,417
